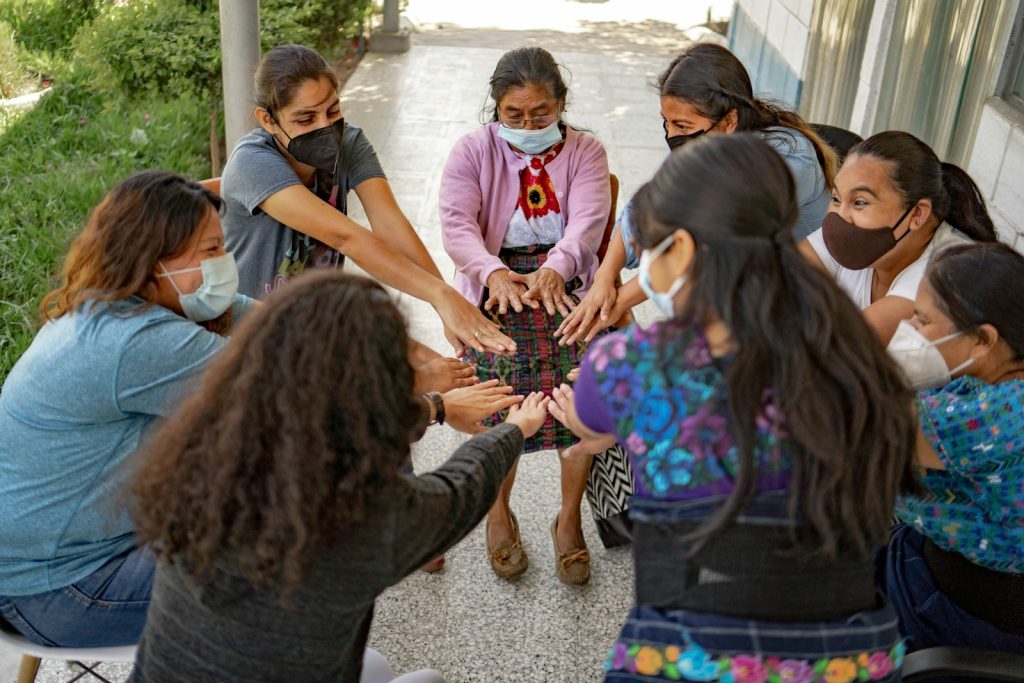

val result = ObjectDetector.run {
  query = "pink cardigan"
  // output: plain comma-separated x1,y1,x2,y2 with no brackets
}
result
440,123,611,305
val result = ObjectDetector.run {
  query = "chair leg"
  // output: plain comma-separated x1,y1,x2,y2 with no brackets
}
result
16,654,40,683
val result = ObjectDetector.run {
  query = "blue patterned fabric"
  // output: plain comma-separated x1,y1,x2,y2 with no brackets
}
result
576,320,791,501
896,376,1024,573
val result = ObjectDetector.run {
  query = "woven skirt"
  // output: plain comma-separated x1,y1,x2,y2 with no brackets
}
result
464,245,589,454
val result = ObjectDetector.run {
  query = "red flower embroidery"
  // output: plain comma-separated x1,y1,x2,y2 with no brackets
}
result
517,143,563,220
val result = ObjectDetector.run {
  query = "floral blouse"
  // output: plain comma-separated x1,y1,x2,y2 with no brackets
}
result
574,320,791,501
896,375,1024,573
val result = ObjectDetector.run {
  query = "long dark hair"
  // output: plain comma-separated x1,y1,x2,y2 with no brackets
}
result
132,271,420,596
927,243,1024,361
41,171,221,321
255,44,340,117
485,46,569,123
658,42,838,186
849,131,997,243
632,133,917,559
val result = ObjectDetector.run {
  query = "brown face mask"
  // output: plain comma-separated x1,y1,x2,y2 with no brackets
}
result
821,205,914,270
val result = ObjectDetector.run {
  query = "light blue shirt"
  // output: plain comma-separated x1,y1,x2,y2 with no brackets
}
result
0,295,252,596
619,126,829,268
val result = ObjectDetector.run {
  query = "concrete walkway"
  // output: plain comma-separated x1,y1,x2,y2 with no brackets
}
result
14,13,716,682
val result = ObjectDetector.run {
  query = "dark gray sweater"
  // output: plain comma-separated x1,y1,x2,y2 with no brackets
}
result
130,424,524,682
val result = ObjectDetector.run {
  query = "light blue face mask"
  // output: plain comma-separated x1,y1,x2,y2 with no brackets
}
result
497,119,563,155
158,252,239,322
638,233,687,318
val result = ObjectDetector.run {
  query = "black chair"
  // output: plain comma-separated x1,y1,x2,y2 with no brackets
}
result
811,123,863,163
902,646,1024,681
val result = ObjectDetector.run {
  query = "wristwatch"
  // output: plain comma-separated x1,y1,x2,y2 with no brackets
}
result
425,391,445,426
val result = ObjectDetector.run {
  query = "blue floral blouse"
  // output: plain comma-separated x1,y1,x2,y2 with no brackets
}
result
575,320,791,501
896,375,1024,573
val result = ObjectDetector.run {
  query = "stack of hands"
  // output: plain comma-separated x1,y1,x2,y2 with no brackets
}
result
414,354,615,457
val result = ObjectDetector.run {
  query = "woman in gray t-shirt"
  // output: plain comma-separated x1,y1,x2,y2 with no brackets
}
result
221,44,514,361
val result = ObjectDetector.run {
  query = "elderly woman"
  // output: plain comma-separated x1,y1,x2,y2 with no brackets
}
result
440,47,610,585
885,242,1024,655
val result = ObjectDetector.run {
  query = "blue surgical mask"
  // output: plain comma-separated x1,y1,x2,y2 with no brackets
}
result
159,253,239,322
497,119,563,155
638,234,687,318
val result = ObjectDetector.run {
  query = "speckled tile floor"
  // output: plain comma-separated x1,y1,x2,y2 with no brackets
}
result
5,10,686,682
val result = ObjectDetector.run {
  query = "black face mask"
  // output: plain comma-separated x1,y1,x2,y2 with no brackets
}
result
276,117,346,173
664,120,716,151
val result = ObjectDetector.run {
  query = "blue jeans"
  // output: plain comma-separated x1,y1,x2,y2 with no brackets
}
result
884,524,1024,654
0,545,154,647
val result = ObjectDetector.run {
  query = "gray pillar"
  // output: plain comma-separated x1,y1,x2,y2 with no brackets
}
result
220,0,260,156
370,0,410,53
382,0,400,33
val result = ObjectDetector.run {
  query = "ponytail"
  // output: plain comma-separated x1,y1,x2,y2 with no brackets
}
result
850,132,998,243
940,162,997,242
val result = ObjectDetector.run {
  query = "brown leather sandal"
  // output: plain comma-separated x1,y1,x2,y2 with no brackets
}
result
487,512,528,580
551,516,590,585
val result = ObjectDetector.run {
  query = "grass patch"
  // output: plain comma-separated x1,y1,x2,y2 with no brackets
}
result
0,83,209,378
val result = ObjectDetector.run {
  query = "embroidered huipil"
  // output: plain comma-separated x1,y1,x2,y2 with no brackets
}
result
897,375,1024,573
502,142,565,248
574,320,904,683
575,321,791,501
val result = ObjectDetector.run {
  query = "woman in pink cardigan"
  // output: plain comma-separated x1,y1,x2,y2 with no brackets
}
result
440,47,611,585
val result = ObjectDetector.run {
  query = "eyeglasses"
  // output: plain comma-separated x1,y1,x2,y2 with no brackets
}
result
500,113,559,130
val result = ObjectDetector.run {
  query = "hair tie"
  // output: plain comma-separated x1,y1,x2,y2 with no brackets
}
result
772,230,794,247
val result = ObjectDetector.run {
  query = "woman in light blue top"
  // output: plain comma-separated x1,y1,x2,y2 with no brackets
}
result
557,42,836,345
0,171,254,647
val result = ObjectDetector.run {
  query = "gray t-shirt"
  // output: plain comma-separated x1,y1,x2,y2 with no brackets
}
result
221,125,385,299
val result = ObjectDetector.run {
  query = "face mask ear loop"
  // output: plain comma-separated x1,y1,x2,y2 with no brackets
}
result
158,262,185,297
891,204,916,244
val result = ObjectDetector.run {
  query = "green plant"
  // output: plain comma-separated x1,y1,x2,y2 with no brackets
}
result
72,0,221,101
0,20,30,98
0,0,98,55
261,0,376,55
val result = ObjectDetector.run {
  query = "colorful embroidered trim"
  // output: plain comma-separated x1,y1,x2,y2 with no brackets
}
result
604,639,905,682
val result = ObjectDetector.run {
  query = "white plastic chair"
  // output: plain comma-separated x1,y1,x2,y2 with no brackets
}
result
0,623,135,683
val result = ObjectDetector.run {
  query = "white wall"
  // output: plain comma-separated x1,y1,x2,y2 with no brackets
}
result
967,99,1024,248
736,0,813,79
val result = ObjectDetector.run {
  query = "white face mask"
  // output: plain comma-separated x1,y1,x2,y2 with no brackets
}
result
158,253,239,322
496,119,563,155
886,320,974,390
638,233,687,318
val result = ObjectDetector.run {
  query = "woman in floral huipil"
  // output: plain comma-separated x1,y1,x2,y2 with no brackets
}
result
550,134,918,682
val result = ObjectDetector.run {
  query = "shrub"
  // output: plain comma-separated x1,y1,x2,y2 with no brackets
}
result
261,0,376,55
0,0,98,55
72,0,221,102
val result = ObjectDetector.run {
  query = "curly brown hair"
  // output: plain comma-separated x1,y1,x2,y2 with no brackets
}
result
132,271,420,596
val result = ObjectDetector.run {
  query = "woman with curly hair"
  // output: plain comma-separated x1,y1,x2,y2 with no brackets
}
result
128,271,550,683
